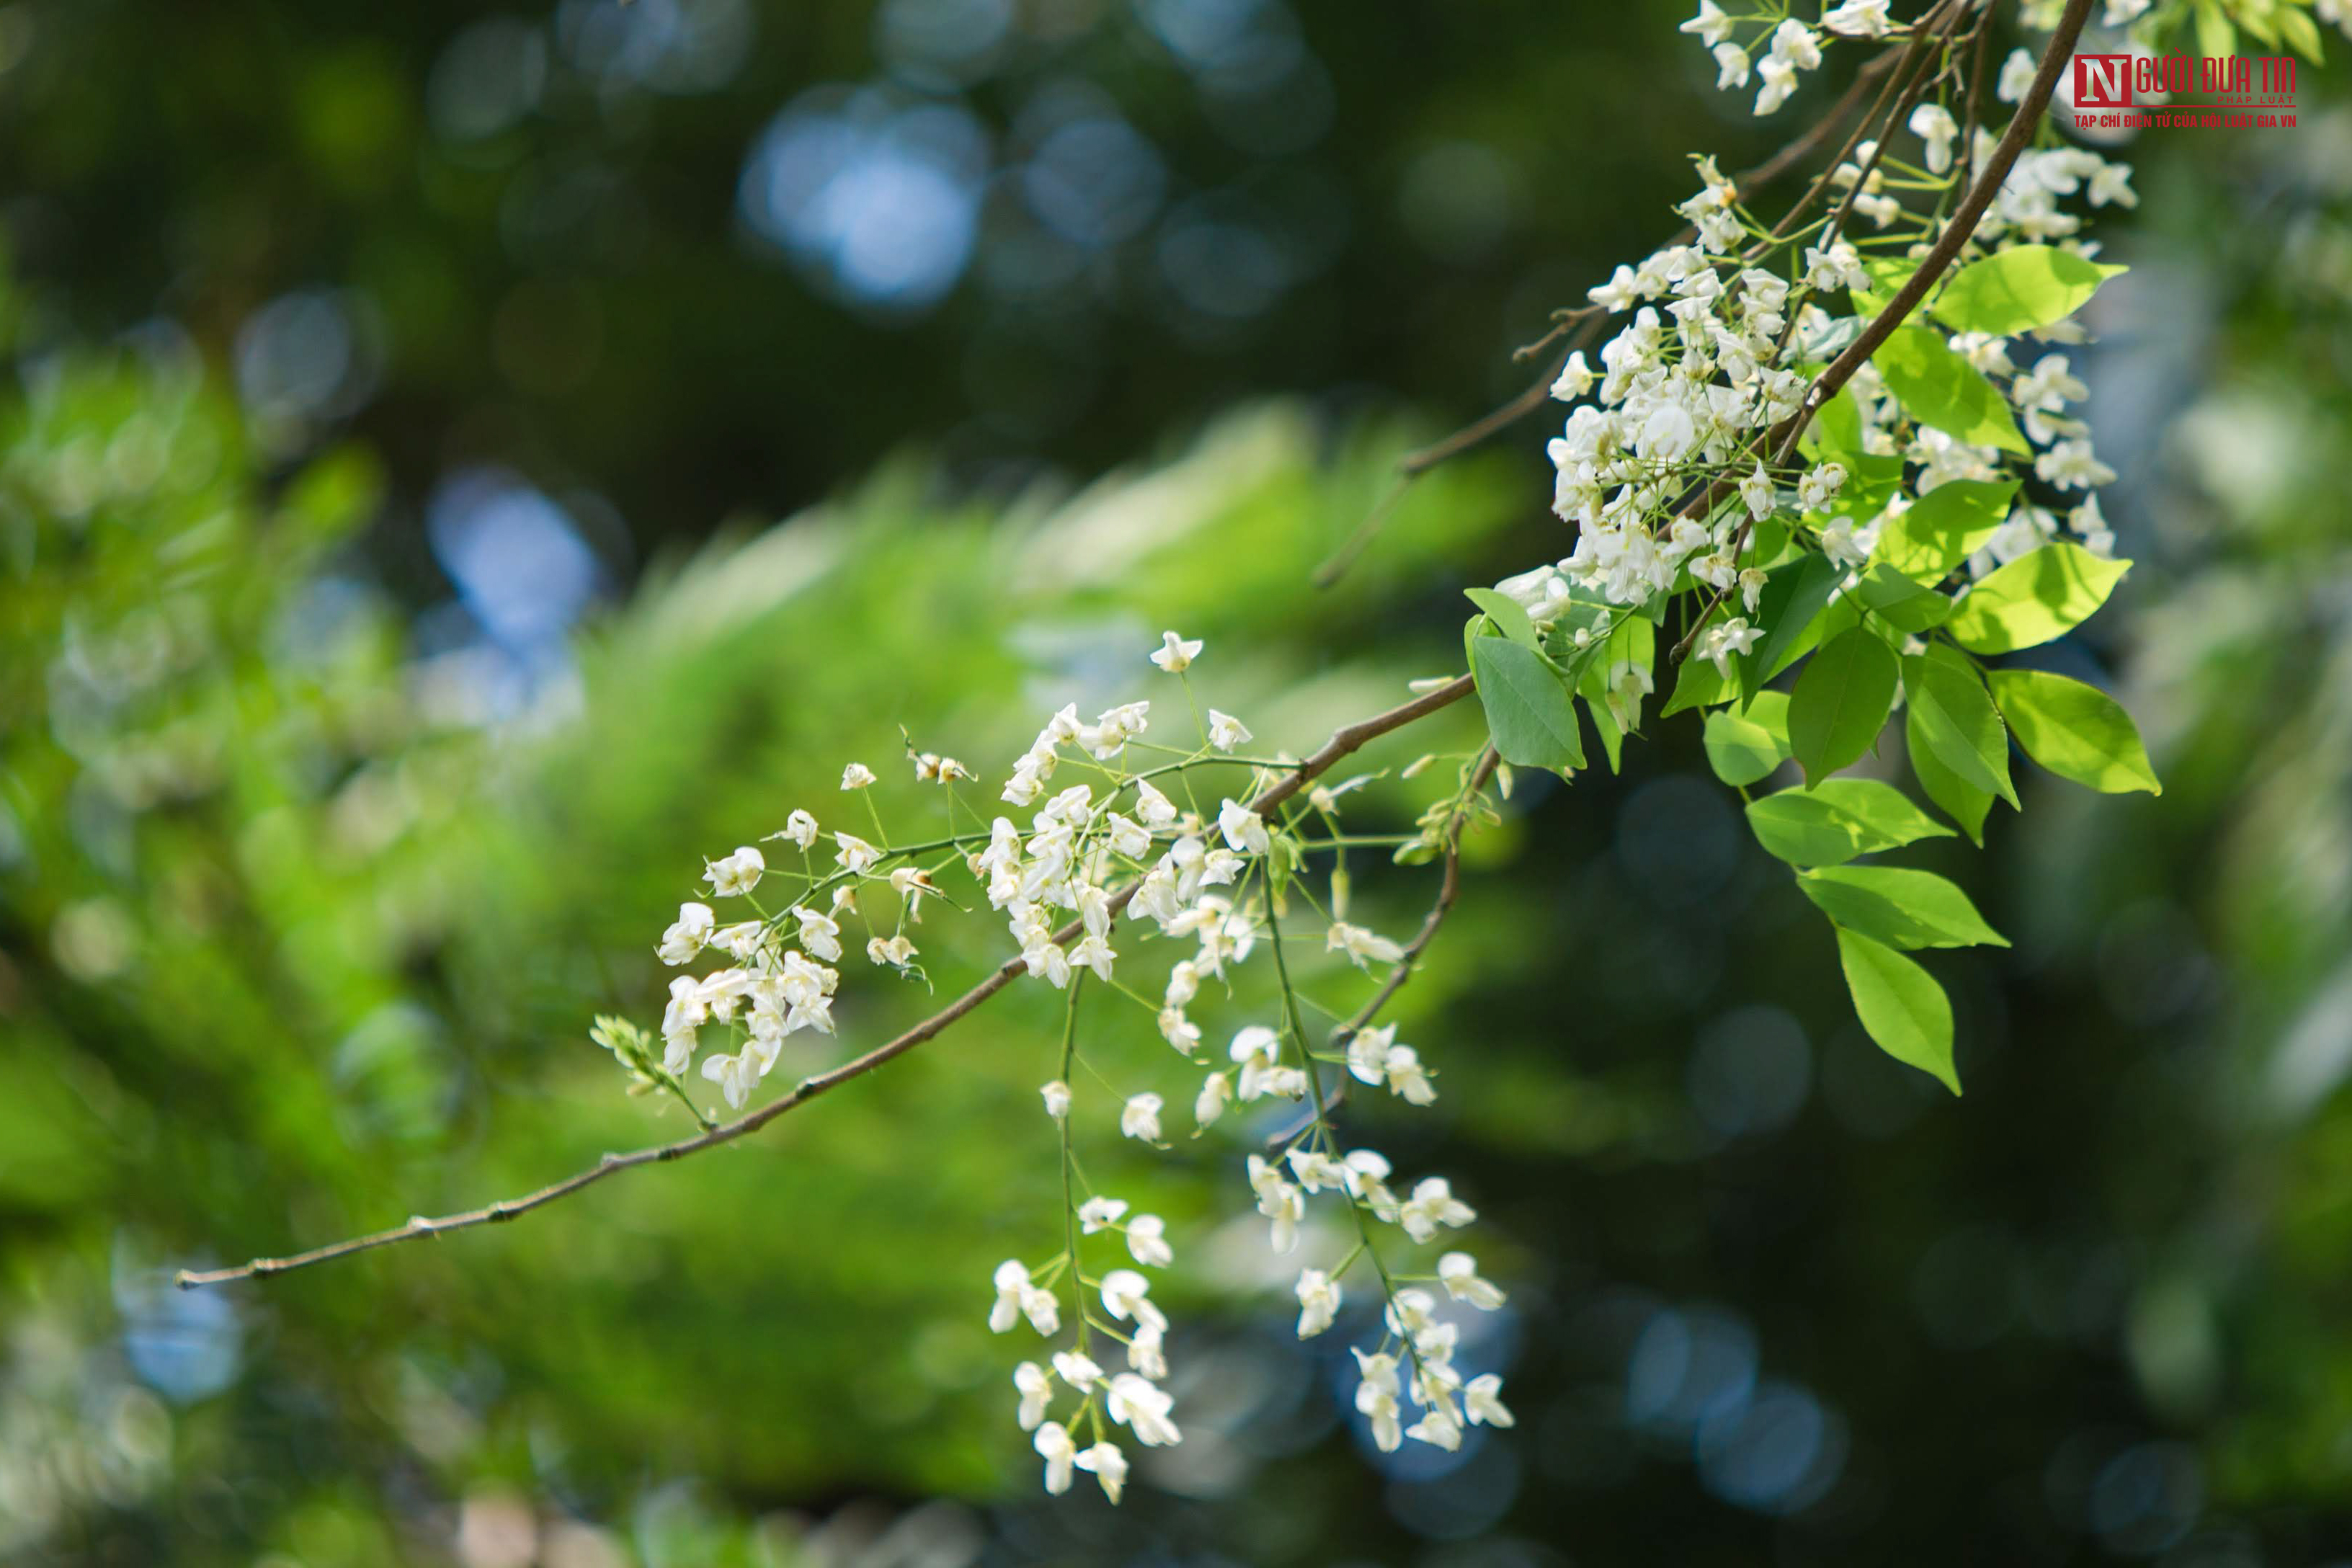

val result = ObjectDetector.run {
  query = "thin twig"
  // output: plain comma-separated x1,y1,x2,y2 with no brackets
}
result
1266,744,1502,1145
178,676,1478,1289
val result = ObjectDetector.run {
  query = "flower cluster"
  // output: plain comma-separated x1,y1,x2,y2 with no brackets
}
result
608,625,1513,1502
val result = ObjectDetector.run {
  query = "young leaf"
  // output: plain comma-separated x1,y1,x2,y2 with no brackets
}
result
1745,778,1954,867
1906,704,1994,845
1464,587,1538,649
1799,866,2008,950
1853,564,1952,633
1872,325,2030,455
1946,544,2131,653
1835,928,1961,1095
1872,479,2018,584
1663,645,1729,716
1788,628,1899,786
1929,245,2129,338
1904,646,2017,807
1704,691,1793,786
1987,669,2162,796
1742,553,1843,698
1471,635,1584,774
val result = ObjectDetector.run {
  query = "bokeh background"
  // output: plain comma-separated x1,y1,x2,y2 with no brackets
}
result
4,1,2352,1564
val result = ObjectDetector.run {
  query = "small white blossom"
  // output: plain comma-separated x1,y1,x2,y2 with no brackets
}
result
834,833,881,874
1295,1268,1343,1337
1464,1373,1516,1428
1206,710,1252,752
1034,1421,1077,1494
1121,1092,1164,1143
658,901,715,965
1400,1177,1477,1243
1074,1440,1128,1504
1126,1213,1174,1268
1041,1079,1072,1120
1014,1362,1051,1430
1438,1251,1507,1310
703,846,765,896
840,762,877,790
1151,631,1203,673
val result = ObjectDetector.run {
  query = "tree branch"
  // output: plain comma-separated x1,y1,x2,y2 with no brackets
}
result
1668,0,2096,663
178,674,1477,1289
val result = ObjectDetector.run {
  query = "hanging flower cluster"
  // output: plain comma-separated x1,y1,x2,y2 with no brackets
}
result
628,628,1513,1503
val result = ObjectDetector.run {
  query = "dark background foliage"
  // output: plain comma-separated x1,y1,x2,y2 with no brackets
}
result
3,1,2351,1565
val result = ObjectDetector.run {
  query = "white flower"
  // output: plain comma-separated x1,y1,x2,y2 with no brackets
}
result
1295,1268,1343,1337
1326,921,1405,969
991,1260,1061,1336
703,846,765,896
1407,1403,1464,1451
1034,1421,1077,1494
2013,352,2087,411
1549,349,1596,401
1355,1350,1404,1451
1698,616,1764,682
777,809,818,850
1105,812,1152,860
1121,1092,1164,1143
1738,461,1776,520
1712,42,1750,89
833,833,880,874
1383,1044,1438,1106
840,762,876,790
2035,438,2116,491
1679,0,1732,47
791,906,843,963
1074,1440,1128,1503
1133,778,1179,827
1438,1252,1507,1309
1101,1269,1169,1334
1206,710,1252,752
866,933,917,968
1822,0,1891,36
1105,1372,1182,1446
658,901,715,965
1348,1023,1396,1086
1151,631,1203,673
2103,0,2152,24
1464,1373,1515,1428
1195,1071,1231,1127
1909,103,1959,175
1400,1177,1477,1243
1078,1195,1128,1233
1127,1213,1174,1268
1014,1362,1053,1430
1212,796,1269,858
1041,1079,1072,1120
2088,161,2137,208
1821,514,1871,569
1051,1350,1105,1391
1246,1154,1306,1253
1768,17,1821,68
1997,47,2037,104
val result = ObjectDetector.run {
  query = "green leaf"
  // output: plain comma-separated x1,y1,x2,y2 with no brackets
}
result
1946,543,2131,653
1809,386,1864,458
1799,866,2008,950
1853,564,1952,633
1873,324,2029,455
1745,778,1954,867
1704,691,1793,785
1906,702,1994,845
2280,6,2325,63
2194,0,2237,61
1662,647,1728,716
1930,246,2129,338
1835,928,1961,1095
1471,635,1584,773
1904,646,2018,807
1464,587,1538,648
1872,479,2018,584
1788,629,1899,786
1987,669,2162,796
1742,553,1843,697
